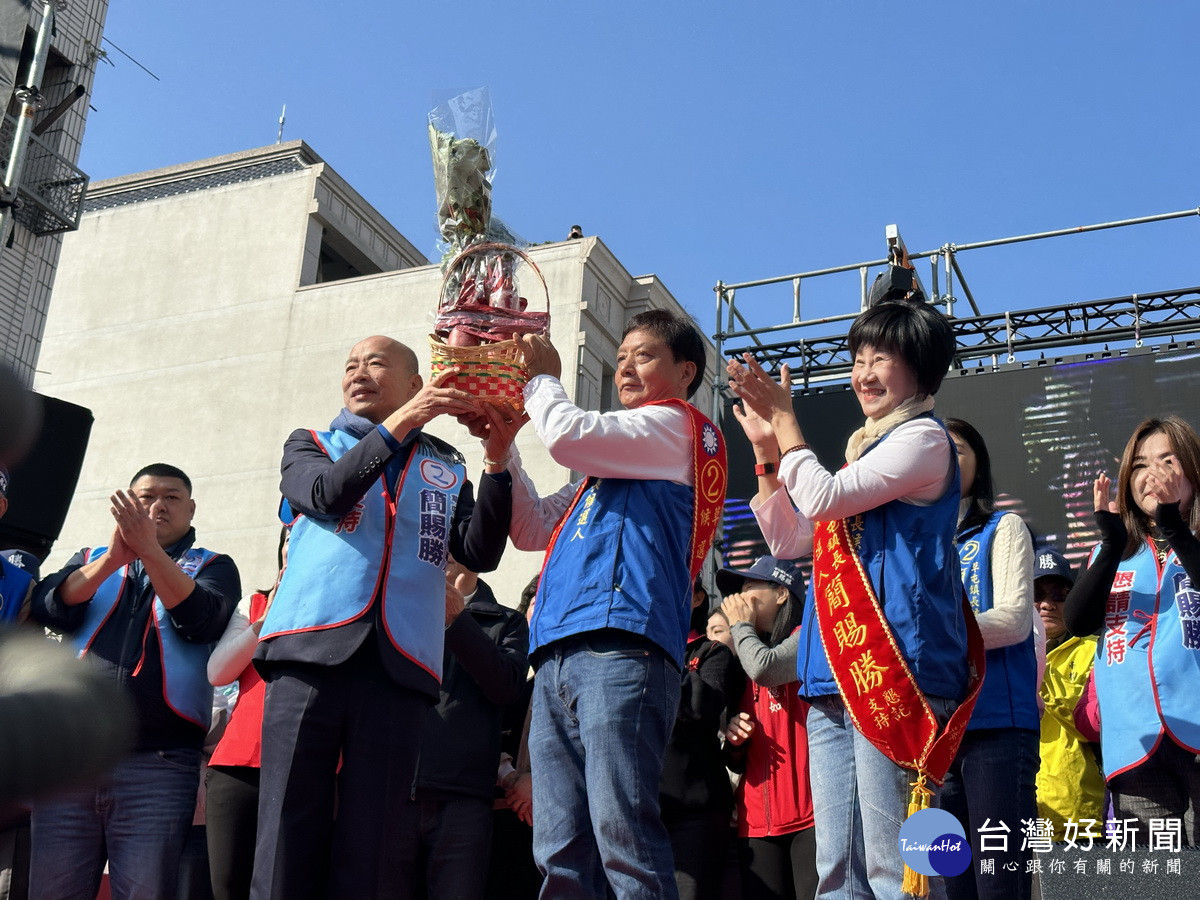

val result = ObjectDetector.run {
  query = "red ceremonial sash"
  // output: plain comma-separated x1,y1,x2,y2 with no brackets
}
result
651,399,728,579
532,400,728,620
811,515,985,787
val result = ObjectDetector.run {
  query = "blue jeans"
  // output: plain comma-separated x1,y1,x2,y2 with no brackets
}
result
29,747,201,900
530,633,681,900
807,694,956,900
940,727,1039,900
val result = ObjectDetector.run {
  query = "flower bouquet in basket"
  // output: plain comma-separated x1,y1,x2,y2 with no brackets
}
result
426,88,549,411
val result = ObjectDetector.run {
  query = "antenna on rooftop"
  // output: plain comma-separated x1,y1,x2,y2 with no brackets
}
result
276,103,286,143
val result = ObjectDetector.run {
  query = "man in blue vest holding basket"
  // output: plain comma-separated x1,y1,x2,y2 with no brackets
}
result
472,310,729,900
251,334,513,900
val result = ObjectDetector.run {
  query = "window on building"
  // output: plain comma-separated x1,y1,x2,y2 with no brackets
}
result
599,362,617,412
312,226,382,285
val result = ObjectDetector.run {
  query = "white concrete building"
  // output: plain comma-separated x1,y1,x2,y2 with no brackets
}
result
37,141,717,600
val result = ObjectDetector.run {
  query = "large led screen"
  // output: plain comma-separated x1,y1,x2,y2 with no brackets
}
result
719,344,1200,575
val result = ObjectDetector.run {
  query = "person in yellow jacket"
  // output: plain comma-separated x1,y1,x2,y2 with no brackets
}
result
1034,548,1105,839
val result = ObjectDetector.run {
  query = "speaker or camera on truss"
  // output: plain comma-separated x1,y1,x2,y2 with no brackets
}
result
868,224,928,307
0,393,93,563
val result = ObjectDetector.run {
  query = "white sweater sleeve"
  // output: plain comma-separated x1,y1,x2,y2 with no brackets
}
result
507,444,583,553
507,375,698,551
974,512,1035,649
777,418,954,521
523,375,693,484
750,485,814,561
206,599,255,686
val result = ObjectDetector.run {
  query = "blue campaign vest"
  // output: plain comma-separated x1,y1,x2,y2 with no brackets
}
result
260,429,465,681
73,547,219,728
0,558,32,624
530,477,695,667
797,419,968,701
1092,541,1200,778
956,512,1039,731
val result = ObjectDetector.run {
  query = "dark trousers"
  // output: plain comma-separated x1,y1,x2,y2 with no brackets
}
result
940,727,1039,900
177,824,212,900
1109,735,1200,845
484,808,542,900
664,808,731,900
250,642,430,900
393,793,492,899
206,765,259,900
738,828,817,900
0,816,31,900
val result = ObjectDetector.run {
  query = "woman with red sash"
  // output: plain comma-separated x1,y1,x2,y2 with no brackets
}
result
1064,416,1200,842
728,300,981,900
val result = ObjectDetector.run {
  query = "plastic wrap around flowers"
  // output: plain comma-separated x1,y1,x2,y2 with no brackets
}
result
427,89,549,410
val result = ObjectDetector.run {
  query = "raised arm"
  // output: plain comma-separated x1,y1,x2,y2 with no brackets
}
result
280,427,403,520
449,471,512,574
522,376,693,482
504,444,585,553
779,419,952,522
1064,476,1124,637
53,525,135,608
728,623,800,688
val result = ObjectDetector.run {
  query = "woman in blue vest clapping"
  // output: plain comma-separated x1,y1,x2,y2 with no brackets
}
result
1064,415,1200,842
728,300,978,900
940,418,1039,900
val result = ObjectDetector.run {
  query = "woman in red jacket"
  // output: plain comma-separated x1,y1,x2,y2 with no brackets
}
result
718,556,815,900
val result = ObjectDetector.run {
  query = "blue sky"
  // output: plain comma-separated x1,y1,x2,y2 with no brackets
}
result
82,2,1200,339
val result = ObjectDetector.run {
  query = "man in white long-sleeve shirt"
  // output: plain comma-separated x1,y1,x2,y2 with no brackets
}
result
487,309,727,900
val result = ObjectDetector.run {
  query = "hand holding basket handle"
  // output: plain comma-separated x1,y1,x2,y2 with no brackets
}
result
515,334,561,381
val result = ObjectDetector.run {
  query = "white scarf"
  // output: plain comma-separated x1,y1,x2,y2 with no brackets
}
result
843,396,936,464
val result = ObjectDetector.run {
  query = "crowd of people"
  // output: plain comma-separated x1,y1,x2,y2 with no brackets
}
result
0,297,1198,900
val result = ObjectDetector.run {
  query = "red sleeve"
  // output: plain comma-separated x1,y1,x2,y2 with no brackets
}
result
1073,668,1101,743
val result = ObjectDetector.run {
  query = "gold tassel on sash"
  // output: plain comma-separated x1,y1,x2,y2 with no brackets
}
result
812,513,988,900
901,773,933,898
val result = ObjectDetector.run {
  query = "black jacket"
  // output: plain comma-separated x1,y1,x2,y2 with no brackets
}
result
413,579,530,801
257,425,512,699
660,634,744,816
31,528,240,750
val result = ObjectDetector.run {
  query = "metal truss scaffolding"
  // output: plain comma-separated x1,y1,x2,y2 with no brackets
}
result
713,207,1200,415
721,285,1200,386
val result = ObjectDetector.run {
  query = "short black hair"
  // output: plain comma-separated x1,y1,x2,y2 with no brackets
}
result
622,309,706,398
847,301,956,397
944,417,994,538
130,463,192,494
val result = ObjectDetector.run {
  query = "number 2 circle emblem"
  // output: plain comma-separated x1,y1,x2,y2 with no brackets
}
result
700,459,725,503
420,459,459,490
